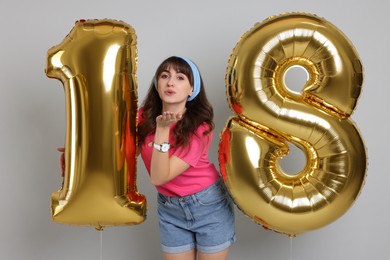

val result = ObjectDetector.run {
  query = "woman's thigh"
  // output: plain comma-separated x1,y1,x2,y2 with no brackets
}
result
164,249,196,260
198,248,229,260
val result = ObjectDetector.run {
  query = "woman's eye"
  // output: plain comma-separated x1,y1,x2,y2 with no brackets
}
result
160,74,168,79
177,76,185,81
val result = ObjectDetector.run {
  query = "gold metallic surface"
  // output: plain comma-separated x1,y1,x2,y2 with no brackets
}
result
219,13,367,236
45,19,146,228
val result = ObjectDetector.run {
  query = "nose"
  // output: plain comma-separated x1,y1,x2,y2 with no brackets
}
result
167,76,174,86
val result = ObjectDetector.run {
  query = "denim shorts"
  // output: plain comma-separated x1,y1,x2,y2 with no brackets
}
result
157,178,236,254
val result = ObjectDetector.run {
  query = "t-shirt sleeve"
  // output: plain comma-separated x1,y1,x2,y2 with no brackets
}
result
171,125,212,167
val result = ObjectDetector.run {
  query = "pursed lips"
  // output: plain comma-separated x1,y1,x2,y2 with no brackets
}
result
164,90,176,96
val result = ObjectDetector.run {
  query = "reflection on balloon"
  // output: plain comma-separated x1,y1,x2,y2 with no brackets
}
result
219,13,367,236
45,19,146,229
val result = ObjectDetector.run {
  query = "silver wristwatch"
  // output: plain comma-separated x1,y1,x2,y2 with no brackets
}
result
153,142,170,153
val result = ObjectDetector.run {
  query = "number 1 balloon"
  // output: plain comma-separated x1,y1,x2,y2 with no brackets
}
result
219,13,367,236
45,19,146,229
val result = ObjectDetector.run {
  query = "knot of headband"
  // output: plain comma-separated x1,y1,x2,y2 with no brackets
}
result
154,56,201,101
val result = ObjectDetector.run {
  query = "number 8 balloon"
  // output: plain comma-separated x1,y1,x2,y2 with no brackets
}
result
219,13,367,236
45,19,146,229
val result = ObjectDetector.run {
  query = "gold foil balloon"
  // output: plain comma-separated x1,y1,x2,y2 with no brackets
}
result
219,13,367,236
45,19,146,229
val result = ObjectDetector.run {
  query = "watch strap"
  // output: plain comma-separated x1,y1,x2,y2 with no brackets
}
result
153,142,170,152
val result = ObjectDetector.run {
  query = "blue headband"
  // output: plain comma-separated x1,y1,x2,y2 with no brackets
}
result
154,56,201,101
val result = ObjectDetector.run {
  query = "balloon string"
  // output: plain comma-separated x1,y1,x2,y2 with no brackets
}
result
290,236,293,260
100,231,103,260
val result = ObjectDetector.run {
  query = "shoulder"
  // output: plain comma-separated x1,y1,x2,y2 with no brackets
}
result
138,107,145,121
195,122,212,134
138,107,144,115
191,123,213,142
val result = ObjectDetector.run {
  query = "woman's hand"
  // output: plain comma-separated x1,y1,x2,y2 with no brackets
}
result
57,147,65,177
156,111,182,128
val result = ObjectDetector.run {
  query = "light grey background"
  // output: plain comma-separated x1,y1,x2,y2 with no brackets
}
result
1,0,388,259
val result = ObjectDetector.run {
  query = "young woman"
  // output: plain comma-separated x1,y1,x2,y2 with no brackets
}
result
138,56,236,260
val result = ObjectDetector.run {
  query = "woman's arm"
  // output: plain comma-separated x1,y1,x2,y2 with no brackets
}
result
57,147,65,176
150,111,190,186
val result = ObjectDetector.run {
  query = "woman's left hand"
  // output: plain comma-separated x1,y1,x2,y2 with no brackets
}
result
57,147,65,177
156,111,182,128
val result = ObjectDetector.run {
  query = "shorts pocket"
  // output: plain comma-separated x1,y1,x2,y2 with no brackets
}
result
195,182,227,206
157,193,169,206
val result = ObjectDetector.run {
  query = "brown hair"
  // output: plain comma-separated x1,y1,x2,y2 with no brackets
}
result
138,56,214,148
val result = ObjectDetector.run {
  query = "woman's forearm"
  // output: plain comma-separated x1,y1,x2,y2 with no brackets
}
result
150,126,170,185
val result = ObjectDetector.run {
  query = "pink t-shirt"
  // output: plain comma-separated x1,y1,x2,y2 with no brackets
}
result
139,112,219,196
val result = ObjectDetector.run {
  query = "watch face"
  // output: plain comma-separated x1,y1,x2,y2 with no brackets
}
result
154,142,170,152
160,143,170,152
